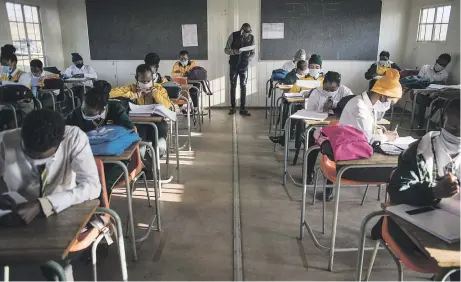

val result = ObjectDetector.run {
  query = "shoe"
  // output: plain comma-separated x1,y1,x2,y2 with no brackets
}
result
228,107,236,115
269,135,285,147
239,109,251,116
315,187,333,202
306,173,314,185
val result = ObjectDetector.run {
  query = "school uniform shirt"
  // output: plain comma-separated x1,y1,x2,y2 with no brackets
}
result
20,71,60,89
0,126,101,216
0,69,35,114
305,85,354,112
63,64,98,87
66,100,134,132
109,83,171,108
289,74,324,93
418,64,449,83
282,60,296,72
339,91,387,143
171,60,197,77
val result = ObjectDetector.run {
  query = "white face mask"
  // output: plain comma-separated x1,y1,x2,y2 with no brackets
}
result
309,69,320,78
440,128,461,154
180,60,188,67
379,60,389,66
138,80,153,89
434,63,444,72
82,107,106,121
30,155,55,166
323,89,338,97
373,100,391,112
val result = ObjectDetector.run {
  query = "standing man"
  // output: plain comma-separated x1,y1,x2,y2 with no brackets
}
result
224,23,255,116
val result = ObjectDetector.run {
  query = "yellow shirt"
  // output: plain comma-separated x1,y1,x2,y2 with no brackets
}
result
289,75,325,93
171,61,197,77
1,69,26,83
109,83,171,108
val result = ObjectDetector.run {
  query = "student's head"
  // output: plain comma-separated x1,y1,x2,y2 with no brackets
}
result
1,44,16,65
144,52,160,73
379,51,390,63
1,54,17,72
241,23,252,37
296,60,308,76
21,109,65,160
370,69,402,105
435,53,452,72
308,54,322,77
179,50,189,65
294,49,306,62
71,53,84,69
442,99,460,138
135,64,153,89
30,59,43,77
323,71,341,92
82,80,112,119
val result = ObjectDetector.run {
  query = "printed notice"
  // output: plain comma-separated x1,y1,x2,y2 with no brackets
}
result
262,23,284,39
182,24,198,47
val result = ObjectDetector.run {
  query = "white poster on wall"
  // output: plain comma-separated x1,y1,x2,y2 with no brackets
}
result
262,23,284,39
182,24,198,47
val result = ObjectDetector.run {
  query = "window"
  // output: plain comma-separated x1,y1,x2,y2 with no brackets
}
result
5,2,45,71
417,5,451,42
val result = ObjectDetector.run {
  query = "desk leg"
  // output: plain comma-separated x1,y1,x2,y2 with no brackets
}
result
410,92,419,134
175,120,180,182
187,99,192,151
283,117,290,186
274,100,284,151
41,92,56,111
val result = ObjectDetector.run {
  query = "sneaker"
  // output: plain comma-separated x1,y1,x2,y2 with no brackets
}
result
239,109,251,116
228,107,236,115
306,173,314,185
315,187,334,202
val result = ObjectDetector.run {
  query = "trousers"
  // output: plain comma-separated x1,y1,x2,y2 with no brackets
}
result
230,67,248,109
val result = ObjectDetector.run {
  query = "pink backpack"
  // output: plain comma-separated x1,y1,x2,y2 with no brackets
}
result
314,125,373,161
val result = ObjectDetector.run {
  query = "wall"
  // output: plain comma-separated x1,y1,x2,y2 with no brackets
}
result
0,0,65,69
403,0,460,84
58,0,410,107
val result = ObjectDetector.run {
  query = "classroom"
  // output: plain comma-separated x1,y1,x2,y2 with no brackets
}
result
0,0,460,280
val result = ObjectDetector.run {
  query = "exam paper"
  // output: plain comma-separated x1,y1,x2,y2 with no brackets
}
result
182,24,198,47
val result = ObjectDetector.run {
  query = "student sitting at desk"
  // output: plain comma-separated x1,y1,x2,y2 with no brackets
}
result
171,50,199,114
64,53,98,106
283,59,308,85
145,52,168,84
282,49,306,72
110,64,170,156
415,53,452,130
289,54,324,93
364,50,401,88
372,99,460,281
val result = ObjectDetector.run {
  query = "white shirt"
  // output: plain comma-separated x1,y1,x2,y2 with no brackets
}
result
63,64,98,87
339,92,386,143
0,126,101,215
305,85,353,112
282,60,296,72
418,64,449,83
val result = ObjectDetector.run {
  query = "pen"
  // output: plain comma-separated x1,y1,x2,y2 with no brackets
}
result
393,125,399,134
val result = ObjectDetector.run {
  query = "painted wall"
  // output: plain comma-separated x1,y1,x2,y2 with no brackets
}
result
403,0,460,84
0,0,65,69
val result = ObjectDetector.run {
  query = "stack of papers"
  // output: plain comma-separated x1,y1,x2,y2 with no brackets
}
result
129,102,177,121
295,80,321,89
283,92,303,98
290,109,328,121
239,45,256,52
428,84,461,90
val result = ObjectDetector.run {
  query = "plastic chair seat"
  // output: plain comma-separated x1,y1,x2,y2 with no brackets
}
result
172,99,187,105
320,155,385,185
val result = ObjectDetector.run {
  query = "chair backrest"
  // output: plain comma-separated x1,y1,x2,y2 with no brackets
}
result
172,77,188,85
94,158,110,208
399,69,419,79
127,127,143,174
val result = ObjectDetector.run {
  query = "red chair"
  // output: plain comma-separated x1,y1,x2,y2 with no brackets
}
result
171,77,188,85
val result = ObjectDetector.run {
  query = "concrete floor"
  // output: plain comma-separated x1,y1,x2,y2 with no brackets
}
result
8,109,433,281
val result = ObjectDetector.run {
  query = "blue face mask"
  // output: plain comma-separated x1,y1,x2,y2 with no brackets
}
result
1,65,11,74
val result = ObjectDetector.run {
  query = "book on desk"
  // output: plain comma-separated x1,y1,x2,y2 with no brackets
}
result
128,102,177,121
289,109,329,121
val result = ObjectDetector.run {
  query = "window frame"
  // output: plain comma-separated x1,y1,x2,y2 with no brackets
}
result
416,3,452,43
5,1,46,71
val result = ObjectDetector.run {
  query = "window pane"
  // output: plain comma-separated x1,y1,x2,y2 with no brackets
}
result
442,6,451,23
424,24,433,41
418,24,425,41
440,24,448,41
14,4,23,23
30,41,43,55
17,22,26,41
31,7,39,23
421,9,428,23
433,24,441,41
6,3,16,21
23,5,33,23
9,22,19,41
26,23,35,40
427,8,435,23
34,24,41,41
436,7,444,23
19,41,28,56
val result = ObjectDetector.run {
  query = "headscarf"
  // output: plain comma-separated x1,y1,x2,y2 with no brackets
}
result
71,53,83,62
371,69,402,98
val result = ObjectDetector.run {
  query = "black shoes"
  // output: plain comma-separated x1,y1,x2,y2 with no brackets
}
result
228,108,236,115
269,135,285,147
239,109,251,116
306,173,314,185
316,187,334,202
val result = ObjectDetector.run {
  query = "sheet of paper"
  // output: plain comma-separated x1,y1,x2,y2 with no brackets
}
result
262,23,284,39
439,194,460,216
383,136,417,147
295,80,321,89
427,84,461,90
290,109,328,121
182,24,198,47
283,92,303,98
128,102,177,121
239,45,256,52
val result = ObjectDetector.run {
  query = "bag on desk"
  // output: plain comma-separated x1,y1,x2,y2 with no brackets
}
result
271,69,288,81
399,76,431,89
0,85,33,103
187,66,207,81
163,81,181,99
88,125,139,156
314,125,373,161
43,78,64,90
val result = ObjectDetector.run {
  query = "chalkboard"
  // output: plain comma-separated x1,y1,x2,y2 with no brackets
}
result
260,0,382,61
85,0,208,60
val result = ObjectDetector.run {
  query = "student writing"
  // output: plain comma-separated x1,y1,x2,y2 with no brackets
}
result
171,50,200,114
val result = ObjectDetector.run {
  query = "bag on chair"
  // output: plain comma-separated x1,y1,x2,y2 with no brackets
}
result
0,85,33,103
399,75,431,89
314,125,373,161
271,69,288,81
163,81,181,99
187,66,207,81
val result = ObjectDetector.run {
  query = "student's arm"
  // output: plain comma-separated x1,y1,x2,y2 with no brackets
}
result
63,66,73,78
18,73,31,88
113,102,134,130
110,84,136,100
364,63,377,80
84,66,98,80
153,85,173,108
171,62,183,77
43,130,101,214
387,144,439,206
224,34,238,56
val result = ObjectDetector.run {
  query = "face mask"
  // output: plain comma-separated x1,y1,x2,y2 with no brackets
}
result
379,60,389,66
1,65,10,74
82,108,106,121
434,63,444,72
296,73,304,79
75,63,84,69
138,80,153,89
323,89,338,97
373,100,391,112
30,155,55,166
180,60,188,67
309,69,320,78
440,128,461,154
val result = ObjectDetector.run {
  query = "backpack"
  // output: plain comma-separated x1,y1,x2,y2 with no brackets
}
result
87,125,140,156
43,78,64,90
163,81,182,99
314,125,373,161
187,66,207,81
271,69,288,81
399,75,431,89
0,85,34,103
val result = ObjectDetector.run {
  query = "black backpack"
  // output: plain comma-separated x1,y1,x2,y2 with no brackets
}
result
0,85,34,103
187,66,207,80
43,78,64,90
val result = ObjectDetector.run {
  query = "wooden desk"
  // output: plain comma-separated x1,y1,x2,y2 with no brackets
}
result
94,139,140,162
285,97,305,103
129,116,164,123
336,153,398,166
391,215,461,268
0,200,99,265
278,84,293,90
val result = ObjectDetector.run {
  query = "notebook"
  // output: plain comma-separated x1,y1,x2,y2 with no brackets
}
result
128,102,177,121
283,92,303,98
387,198,461,243
295,80,321,89
289,109,328,121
